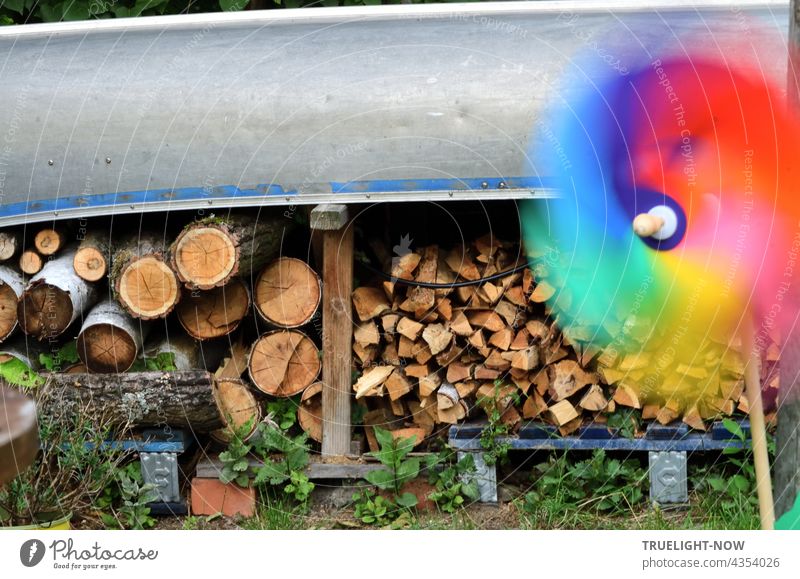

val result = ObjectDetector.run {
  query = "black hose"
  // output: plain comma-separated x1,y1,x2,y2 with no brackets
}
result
358,259,534,289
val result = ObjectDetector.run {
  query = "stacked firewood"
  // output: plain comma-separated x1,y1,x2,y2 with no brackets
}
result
349,235,769,447
0,215,325,442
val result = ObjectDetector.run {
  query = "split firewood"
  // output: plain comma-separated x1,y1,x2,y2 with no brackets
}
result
170,214,287,290
248,330,321,397
298,382,323,442
77,299,150,373
354,365,395,399
548,360,597,401
353,287,390,321
0,231,21,262
548,399,579,426
111,233,180,320
18,248,98,340
254,257,321,329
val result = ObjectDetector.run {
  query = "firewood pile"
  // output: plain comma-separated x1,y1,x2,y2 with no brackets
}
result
0,214,324,441
350,234,775,449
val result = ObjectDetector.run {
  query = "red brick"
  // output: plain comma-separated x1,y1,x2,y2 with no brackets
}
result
191,478,256,517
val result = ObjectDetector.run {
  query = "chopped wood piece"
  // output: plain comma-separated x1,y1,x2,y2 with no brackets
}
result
176,277,250,340
474,365,501,380
525,320,549,341
578,384,608,412
437,383,460,410
354,320,381,346
449,311,473,336
548,400,579,426
405,363,429,379
297,382,323,442
511,347,538,371
391,252,421,280
248,330,321,397
436,298,452,320
522,391,548,419
613,383,641,409
468,330,487,349
455,380,479,399
381,313,400,334
353,287,390,321
682,406,706,431
559,416,583,436
405,246,438,311
381,341,400,365
255,258,321,328
522,268,534,294
484,349,511,371
530,281,556,303
446,363,473,384
494,301,520,327
489,327,513,350
504,286,527,307
422,323,453,355
353,343,378,365
501,405,521,429
600,367,625,385
396,317,424,340
548,360,597,401
510,328,530,350
419,372,441,397
619,352,650,371
385,368,413,401
353,365,395,399
466,310,505,332
445,249,480,281
438,400,467,424
642,404,660,420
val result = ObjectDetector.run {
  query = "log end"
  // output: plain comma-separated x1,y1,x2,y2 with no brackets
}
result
255,258,321,328
34,229,63,256
73,246,108,282
19,251,43,275
248,330,321,397
173,226,238,289
17,284,73,339
176,278,250,340
0,282,19,341
210,378,260,443
77,323,138,373
117,257,180,319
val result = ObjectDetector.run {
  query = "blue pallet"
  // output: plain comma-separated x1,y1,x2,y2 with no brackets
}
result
448,420,749,453
79,428,192,454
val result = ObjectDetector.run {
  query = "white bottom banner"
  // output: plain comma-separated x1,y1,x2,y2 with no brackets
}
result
1,530,798,578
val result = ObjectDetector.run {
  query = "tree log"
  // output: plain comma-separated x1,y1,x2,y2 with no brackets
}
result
254,257,321,328
111,233,180,320
34,228,66,256
0,265,24,342
17,248,99,340
176,277,250,340
19,250,42,275
74,230,111,282
170,214,288,290
77,299,150,373
40,371,223,430
248,329,321,397
142,332,225,372
210,378,261,443
0,230,21,262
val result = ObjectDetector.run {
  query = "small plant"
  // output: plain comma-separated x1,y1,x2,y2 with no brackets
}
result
251,423,315,507
523,449,646,518
0,357,44,387
128,352,177,372
606,407,642,439
39,341,79,372
99,463,158,530
218,417,255,488
352,427,420,525
477,382,519,466
265,397,299,431
425,451,480,513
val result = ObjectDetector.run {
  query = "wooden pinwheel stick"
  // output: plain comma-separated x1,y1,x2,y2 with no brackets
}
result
744,321,776,530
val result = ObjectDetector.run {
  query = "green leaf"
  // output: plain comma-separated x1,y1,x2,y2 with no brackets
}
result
722,418,746,442
396,457,420,484
219,0,247,11
2,0,26,14
395,492,418,508
732,474,750,492
0,358,44,388
365,469,396,490
373,427,395,452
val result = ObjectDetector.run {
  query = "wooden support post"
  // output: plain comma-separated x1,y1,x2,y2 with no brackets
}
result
311,204,353,457
776,0,800,521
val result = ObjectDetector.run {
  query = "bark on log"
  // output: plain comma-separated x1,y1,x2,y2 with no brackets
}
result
17,248,99,340
40,371,223,430
254,257,321,328
77,299,150,373
298,382,323,442
176,277,250,340
111,233,180,320
19,250,42,275
0,335,44,370
142,332,225,372
210,378,261,443
248,329,321,397
0,231,21,262
170,214,288,290
0,265,24,342
74,231,111,282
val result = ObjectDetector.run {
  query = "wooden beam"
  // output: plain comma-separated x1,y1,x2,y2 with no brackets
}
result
776,0,800,521
311,204,353,457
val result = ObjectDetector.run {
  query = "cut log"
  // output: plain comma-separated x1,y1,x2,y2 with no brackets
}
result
530,281,556,303
111,233,180,320
248,330,321,397
354,321,381,346
0,265,24,342
17,248,98,340
298,382,323,442
396,317,424,341
77,299,150,373
170,214,287,289
385,368,413,401
578,384,608,412
210,378,261,443
548,399,579,426
354,365,394,399
254,258,321,328
34,228,66,256
0,231,21,262
19,250,42,275
73,231,111,282
142,332,226,373
40,370,223,431
613,383,641,409
422,323,452,355
176,277,250,340
548,360,597,401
